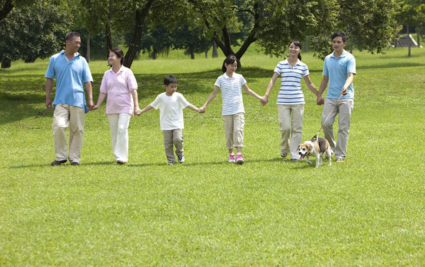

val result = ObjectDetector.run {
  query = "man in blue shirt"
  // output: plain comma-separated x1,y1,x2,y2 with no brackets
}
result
45,32,94,166
317,32,356,162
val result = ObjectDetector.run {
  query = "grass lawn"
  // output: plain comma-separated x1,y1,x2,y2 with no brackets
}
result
0,46,424,266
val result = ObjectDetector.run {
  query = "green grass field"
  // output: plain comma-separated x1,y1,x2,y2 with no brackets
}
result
0,46,424,266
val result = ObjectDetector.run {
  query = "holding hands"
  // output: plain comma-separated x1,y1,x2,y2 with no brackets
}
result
260,95,268,106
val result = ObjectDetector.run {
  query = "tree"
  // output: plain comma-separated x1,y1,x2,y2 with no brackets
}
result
182,0,398,65
0,1,69,68
0,0,35,21
395,0,425,56
173,25,212,59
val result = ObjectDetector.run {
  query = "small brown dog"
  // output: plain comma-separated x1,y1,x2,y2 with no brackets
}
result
297,137,333,168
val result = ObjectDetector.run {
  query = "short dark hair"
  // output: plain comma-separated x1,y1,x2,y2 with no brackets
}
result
222,54,238,73
164,75,178,85
110,47,124,65
65,32,80,42
331,32,346,42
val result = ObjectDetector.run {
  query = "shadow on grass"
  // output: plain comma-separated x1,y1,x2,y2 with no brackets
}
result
10,157,290,169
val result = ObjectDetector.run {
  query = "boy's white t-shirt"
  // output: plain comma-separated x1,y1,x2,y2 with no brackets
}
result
150,92,189,130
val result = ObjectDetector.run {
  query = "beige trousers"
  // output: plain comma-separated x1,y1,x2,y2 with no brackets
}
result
163,129,183,162
108,113,131,162
321,98,354,159
278,104,304,159
223,113,245,149
52,104,85,163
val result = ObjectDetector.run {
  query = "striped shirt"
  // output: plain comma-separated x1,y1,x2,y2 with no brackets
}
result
274,59,309,105
214,73,246,115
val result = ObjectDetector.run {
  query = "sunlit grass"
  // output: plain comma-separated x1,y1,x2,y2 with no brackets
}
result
0,46,424,266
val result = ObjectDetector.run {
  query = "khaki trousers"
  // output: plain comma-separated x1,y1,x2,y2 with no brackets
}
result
278,104,304,159
108,113,131,162
321,98,354,159
162,129,183,162
52,104,85,163
223,113,245,149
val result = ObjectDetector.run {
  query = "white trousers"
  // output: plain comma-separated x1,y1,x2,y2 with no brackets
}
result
108,113,131,162
278,104,304,160
52,104,85,163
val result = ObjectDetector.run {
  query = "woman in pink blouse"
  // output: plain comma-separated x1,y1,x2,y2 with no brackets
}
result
93,48,141,164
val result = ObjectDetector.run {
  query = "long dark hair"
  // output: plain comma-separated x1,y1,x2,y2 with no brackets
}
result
110,47,124,65
222,54,238,73
290,40,302,61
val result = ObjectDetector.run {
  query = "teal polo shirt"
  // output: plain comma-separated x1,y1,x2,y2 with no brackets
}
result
322,50,356,99
45,50,93,109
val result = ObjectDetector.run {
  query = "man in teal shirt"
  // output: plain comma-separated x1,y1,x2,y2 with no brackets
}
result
45,32,94,166
317,32,356,162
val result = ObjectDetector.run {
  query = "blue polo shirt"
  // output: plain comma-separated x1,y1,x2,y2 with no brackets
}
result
323,50,356,99
45,50,93,109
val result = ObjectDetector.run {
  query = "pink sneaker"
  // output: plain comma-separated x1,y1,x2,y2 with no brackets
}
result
228,154,235,163
236,153,244,164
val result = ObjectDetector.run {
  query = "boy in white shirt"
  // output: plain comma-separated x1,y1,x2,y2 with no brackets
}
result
137,75,201,165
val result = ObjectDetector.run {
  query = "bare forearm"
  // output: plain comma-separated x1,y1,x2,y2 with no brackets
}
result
186,104,200,112
318,78,329,96
95,93,107,106
131,90,140,109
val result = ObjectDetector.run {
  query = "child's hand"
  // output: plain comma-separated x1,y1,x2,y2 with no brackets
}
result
199,106,206,113
92,105,99,110
260,95,268,106
135,108,143,116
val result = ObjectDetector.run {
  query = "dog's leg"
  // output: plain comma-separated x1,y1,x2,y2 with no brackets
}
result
306,156,312,165
315,155,319,168
327,150,332,166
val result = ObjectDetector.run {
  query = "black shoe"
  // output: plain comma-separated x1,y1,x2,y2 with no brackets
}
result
71,162,80,166
117,160,125,165
51,160,67,166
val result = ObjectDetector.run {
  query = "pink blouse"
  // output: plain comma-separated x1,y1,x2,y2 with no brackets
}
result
100,66,138,114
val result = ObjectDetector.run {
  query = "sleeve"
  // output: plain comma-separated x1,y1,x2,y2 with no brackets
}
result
127,69,138,91
273,63,281,75
99,71,109,94
303,65,310,77
82,58,93,83
214,76,221,88
150,94,162,110
178,93,189,109
322,58,329,77
347,56,356,75
45,56,55,79
239,75,247,86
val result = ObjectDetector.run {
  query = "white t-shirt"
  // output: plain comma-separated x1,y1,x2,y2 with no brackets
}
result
274,59,309,105
214,73,246,115
150,92,189,130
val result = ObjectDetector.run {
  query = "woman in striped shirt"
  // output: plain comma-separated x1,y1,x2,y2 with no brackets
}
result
263,40,320,161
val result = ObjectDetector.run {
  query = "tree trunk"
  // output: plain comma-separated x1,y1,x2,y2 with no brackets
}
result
416,27,421,47
105,0,113,56
212,40,218,58
1,57,11,68
190,47,195,59
124,0,156,68
152,50,157,60
86,33,91,63
0,0,14,22
205,49,208,58
407,24,411,57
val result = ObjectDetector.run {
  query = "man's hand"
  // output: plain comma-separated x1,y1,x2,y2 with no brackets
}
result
46,97,52,110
